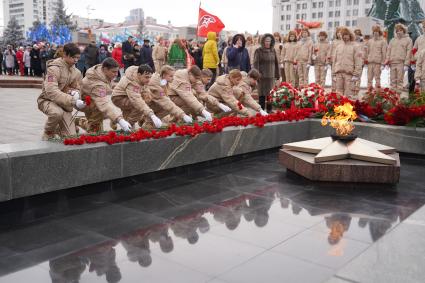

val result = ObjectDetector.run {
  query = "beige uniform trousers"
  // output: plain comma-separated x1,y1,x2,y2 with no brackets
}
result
284,62,297,86
38,100,76,137
335,73,355,98
154,60,165,74
367,63,383,88
314,65,327,86
297,62,309,87
390,63,405,93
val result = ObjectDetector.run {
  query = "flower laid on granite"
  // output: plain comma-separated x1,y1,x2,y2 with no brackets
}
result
270,82,299,109
63,109,316,146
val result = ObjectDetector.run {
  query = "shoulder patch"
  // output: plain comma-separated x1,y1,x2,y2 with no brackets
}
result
47,75,55,82
133,85,141,93
99,88,107,98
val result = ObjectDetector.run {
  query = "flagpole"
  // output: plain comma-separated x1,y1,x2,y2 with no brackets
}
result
196,1,201,41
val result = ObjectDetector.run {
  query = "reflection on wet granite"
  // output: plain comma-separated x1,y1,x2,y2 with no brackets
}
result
0,150,424,282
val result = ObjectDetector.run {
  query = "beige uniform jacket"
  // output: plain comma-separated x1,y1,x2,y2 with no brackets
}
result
413,35,425,61
81,65,123,123
386,35,413,65
147,73,185,119
274,43,284,64
354,40,367,62
208,75,250,116
168,69,206,114
313,41,331,66
282,42,298,63
153,45,168,62
328,39,343,64
295,38,313,64
37,58,82,112
366,38,387,64
112,66,154,117
334,41,363,77
234,75,262,111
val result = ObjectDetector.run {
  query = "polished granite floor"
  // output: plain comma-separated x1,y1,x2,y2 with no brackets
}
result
0,150,424,283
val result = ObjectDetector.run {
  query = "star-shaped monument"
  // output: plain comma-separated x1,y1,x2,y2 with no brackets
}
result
283,137,397,165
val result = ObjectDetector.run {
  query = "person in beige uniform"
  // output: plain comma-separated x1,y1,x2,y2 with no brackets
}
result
234,69,268,116
414,49,425,92
208,69,257,117
37,43,86,140
112,64,163,128
313,31,331,86
328,27,344,92
386,23,413,93
296,28,313,87
366,25,387,90
282,31,298,86
333,28,363,98
168,65,214,121
273,32,285,81
146,65,193,127
353,29,367,95
152,37,168,74
80,58,132,133
413,21,425,62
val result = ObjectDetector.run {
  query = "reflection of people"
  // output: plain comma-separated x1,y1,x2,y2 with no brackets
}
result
121,232,152,267
170,213,210,244
326,213,352,245
49,254,87,283
82,242,122,283
149,225,175,254
247,193,274,228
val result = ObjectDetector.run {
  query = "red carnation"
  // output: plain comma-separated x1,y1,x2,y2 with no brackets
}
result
412,48,418,55
84,96,92,106
237,101,243,110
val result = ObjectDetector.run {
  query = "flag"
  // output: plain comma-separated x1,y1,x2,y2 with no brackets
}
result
197,7,225,37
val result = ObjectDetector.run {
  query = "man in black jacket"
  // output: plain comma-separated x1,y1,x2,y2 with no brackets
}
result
122,36,135,70
140,39,155,71
84,41,98,69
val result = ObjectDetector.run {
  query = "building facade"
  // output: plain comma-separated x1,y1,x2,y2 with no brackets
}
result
272,0,374,39
125,8,144,25
3,0,58,34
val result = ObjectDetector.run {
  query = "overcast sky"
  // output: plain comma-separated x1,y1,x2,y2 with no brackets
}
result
64,0,272,33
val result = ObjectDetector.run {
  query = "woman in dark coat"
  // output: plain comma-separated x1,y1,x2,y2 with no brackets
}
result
30,45,42,77
253,34,280,112
227,34,251,72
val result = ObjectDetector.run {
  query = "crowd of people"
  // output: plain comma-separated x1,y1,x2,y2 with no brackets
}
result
3,21,423,140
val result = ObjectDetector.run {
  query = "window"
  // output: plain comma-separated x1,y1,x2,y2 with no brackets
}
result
319,2,324,8
297,3,301,10
346,10,351,16
313,2,317,8
354,0,359,4
365,8,369,15
335,11,340,17
329,11,334,17
286,24,291,30
312,13,316,19
281,25,285,31
287,4,291,10
302,3,307,9
334,21,340,27
281,15,284,21
352,20,357,26
336,0,341,7
281,6,285,11
296,14,300,19
302,13,307,19
328,22,333,28
318,12,323,17
346,20,350,26
346,0,351,5
365,0,371,3
353,9,358,16
329,0,334,7
286,15,291,20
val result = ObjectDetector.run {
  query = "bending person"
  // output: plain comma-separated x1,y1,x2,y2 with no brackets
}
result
112,64,163,129
80,58,132,133
37,43,86,140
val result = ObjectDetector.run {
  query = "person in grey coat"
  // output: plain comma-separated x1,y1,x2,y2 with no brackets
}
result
253,34,280,112
4,45,16,75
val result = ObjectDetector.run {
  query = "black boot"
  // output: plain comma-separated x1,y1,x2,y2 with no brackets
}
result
259,96,266,110
266,102,273,113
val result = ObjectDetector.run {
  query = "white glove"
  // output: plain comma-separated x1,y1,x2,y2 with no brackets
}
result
404,66,409,72
312,55,317,61
259,109,268,116
150,114,163,128
326,64,331,70
218,103,231,113
182,114,193,123
411,65,416,71
75,99,86,110
381,65,385,71
351,76,359,82
118,118,132,132
416,80,421,84
307,64,311,69
70,90,80,100
201,109,213,122
279,63,284,68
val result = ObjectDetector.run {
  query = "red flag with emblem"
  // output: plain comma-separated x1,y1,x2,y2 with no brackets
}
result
197,7,225,37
